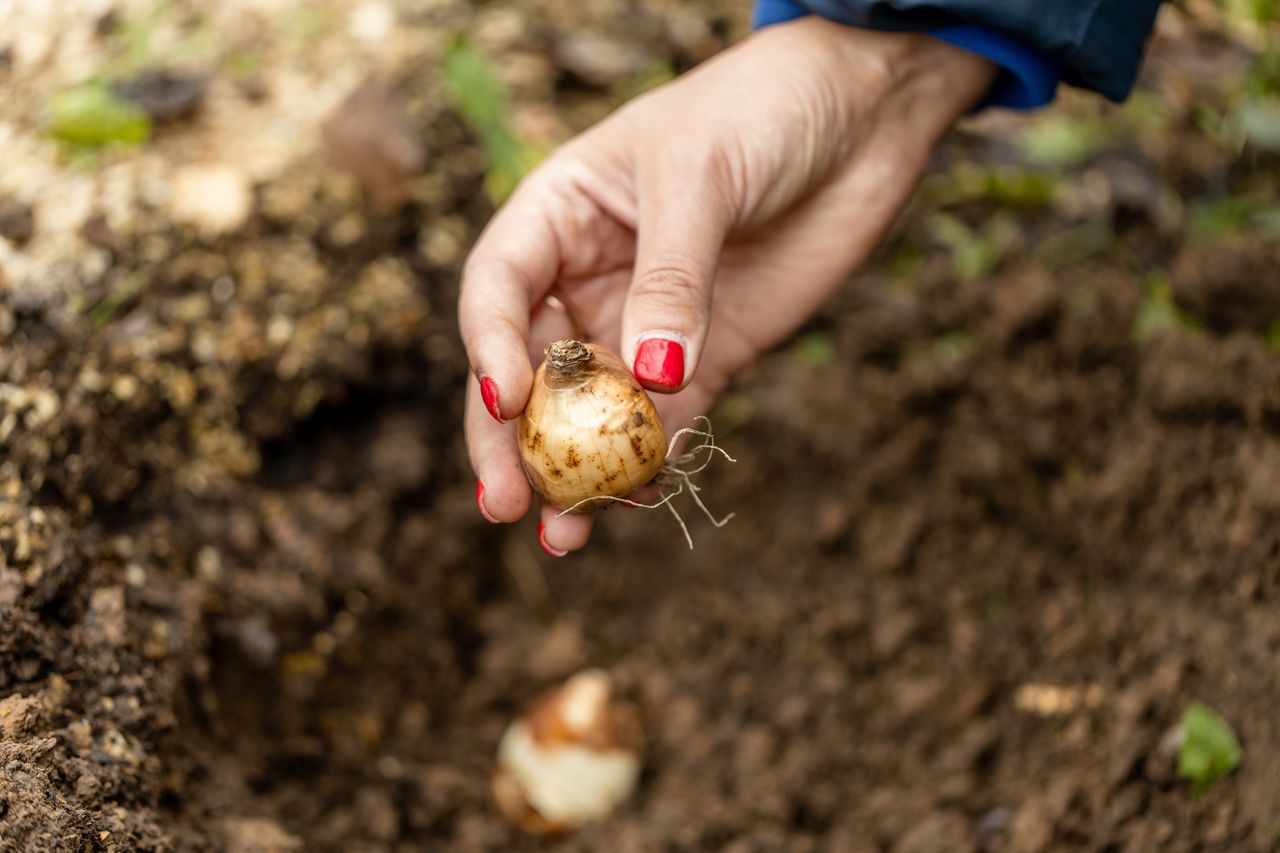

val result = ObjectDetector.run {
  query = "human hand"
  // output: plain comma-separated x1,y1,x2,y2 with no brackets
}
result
460,17,994,555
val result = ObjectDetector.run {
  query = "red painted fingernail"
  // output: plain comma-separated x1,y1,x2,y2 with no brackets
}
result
480,376,502,422
538,522,567,557
633,337,684,388
477,481,499,524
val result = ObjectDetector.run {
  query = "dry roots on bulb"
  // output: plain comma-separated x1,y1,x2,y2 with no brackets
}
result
492,669,644,836
519,340,667,513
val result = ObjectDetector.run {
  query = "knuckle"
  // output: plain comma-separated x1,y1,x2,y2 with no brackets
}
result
461,245,508,285
631,265,706,313
492,311,527,351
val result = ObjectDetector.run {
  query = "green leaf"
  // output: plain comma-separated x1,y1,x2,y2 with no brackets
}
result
1177,702,1243,796
1123,90,1173,133
96,0,214,80
927,212,1020,282
928,329,975,365
48,83,151,148
1188,197,1280,242
283,6,335,43
709,394,754,437
1235,97,1280,152
1133,289,1179,341
1033,220,1114,270
1258,207,1280,240
86,270,146,327
225,51,262,80
903,328,974,368
924,166,1061,209
1264,318,1280,348
443,36,545,203
790,331,836,369
107,0,172,73
1018,114,1114,168
1134,274,1201,342
1224,0,1279,25
1188,198,1254,241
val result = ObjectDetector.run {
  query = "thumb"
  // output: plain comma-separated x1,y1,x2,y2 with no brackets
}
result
621,155,732,393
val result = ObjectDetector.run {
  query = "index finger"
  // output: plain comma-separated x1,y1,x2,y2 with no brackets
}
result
458,174,564,422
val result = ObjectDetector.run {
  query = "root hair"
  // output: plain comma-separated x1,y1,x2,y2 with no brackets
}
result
554,416,735,549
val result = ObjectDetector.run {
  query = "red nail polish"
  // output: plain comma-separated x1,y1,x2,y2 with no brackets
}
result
633,338,684,388
480,376,502,422
538,522,567,557
477,481,499,524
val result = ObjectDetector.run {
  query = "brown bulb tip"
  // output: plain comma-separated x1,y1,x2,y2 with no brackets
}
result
545,339,592,374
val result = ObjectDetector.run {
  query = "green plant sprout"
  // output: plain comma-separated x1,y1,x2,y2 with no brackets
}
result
928,329,976,365
790,331,837,369
1188,197,1280,242
46,0,214,152
86,271,147,327
1235,98,1280,151
1177,702,1243,796
442,36,546,203
109,0,175,76
708,394,754,438
1219,0,1278,36
923,165,1061,209
282,6,335,44
903,328,975,368
926,211,1019,282
1017,113,1116,168
1264,318,1280,348
48,84,151,148
98,0,215,80
1218,0,1280,149
1033,220,1114,270
1133,273,1201,342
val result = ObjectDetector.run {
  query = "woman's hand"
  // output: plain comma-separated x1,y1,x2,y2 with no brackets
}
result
459,17,994,555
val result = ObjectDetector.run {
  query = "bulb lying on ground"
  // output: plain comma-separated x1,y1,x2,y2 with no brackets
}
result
492,668,644,835
519,340,666,512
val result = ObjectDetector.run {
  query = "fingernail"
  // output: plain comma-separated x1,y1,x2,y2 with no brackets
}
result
633,337,685,388
480,376,502,422
538,522,568,557
477,481,499,524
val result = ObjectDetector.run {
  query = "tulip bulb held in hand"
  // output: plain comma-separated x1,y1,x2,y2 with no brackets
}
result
519,340,665,512
518,340,735,546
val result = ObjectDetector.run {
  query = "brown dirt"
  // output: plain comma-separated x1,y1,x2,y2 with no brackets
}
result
2,2,1279,852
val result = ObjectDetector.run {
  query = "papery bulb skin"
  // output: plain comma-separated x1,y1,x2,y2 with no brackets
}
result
492,669,644,835
519,340,666,512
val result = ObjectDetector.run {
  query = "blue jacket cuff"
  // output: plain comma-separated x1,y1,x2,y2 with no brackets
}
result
929,24,1060,110
752,0,808,28
751,3,1061,111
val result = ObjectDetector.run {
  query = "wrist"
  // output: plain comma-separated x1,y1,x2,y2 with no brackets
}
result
768,19,997,199
819,21,995,114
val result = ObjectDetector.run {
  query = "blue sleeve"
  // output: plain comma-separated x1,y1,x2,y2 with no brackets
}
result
929,25,1061,110
753,0,1164,110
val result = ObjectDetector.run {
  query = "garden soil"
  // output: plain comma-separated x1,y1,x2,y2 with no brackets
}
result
1,2,1278,851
